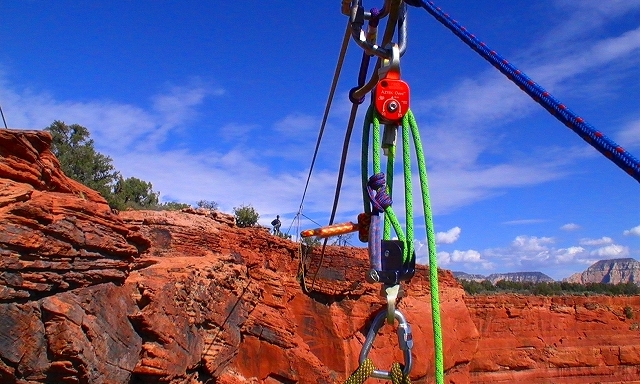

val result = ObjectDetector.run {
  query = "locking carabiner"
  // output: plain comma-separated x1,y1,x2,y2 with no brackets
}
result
359,309,413,381
346,0,407,60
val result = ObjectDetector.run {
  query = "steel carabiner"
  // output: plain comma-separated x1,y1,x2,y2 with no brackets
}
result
346,0,407,60
359,309,413,380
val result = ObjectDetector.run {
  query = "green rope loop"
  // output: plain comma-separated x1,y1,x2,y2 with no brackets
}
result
403,110,444,383
384,143,395,240
361,107,444,384
361,107,373,215
363,106,408,261
401,119,414,261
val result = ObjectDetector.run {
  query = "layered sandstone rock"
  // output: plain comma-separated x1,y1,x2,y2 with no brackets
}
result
454,272,554,284
1,128,639,384
0,129,477,383
117,209,478,383
466,294,640,383
566,258,640,285
0,130,150,303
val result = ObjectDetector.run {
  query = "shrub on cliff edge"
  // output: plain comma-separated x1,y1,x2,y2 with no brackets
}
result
233,204,260,228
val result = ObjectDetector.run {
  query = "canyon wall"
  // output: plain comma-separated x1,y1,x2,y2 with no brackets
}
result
466,294,640,383
1,129,639,383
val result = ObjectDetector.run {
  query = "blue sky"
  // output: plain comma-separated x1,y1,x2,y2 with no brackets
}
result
1,1,639,280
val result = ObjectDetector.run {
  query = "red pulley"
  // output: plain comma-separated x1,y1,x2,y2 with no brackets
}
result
374,78,410,123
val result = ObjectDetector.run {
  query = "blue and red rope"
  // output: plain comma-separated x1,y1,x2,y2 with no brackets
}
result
406,0,640,183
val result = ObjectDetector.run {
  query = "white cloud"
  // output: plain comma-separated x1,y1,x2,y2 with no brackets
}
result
617,119,640,149
451,249,482,263
481,235,576,270
511,235,555,252
1,0,637,245
579,237,613,246
547,0,640,40
0,76,345,225
556,0,640,17
435,227,461,245
427,162,569,214
623,225,640,237
152,84,213,124
405,8,640,215
273,113,317,136
554,246,586,263
2,78,220,154
112,148,352,225
430,223,633,279
218,122,261,143
590,244,630,258
560,223,581,231
437,249,484,264
497,235,630,266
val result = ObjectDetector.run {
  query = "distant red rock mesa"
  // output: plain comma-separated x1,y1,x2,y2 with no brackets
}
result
1,129,639,383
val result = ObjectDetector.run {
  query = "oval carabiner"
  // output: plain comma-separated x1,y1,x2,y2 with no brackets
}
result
359,309,413,380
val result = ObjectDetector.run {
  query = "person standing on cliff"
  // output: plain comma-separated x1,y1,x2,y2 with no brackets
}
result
271,215,281,235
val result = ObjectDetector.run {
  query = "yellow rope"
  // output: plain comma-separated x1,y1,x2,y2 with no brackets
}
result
345,359,411,384
345,359,375,384
390,362,412,384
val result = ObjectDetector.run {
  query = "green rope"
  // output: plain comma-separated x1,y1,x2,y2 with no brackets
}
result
401,120,414,261
403,110,444,384
372,106,381,176
362,106,407,251
384,143,395,240
361,107,444,384
361,107,372,216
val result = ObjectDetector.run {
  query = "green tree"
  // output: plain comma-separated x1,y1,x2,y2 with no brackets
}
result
275,231,292,240
480,280,495,291
111,176,159,210
624,305,634,319
157,201,191,211
300,236,321,258
196,200,218,210
45,121,161,210
46,121,119,200
233,204,259,228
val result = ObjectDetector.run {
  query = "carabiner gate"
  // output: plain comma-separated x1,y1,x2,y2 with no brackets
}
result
346,0,407,60
359,309,413,380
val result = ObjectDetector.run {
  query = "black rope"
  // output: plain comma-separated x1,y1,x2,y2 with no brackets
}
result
0,104,8,129
288,21,352,237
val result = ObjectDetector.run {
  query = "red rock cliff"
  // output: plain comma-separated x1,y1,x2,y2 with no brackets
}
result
1,129,639,384
466,294,640,383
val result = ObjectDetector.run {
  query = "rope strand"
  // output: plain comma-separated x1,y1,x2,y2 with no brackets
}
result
405,110,444,383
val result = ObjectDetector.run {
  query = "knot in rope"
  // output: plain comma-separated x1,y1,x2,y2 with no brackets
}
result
367,173,392,213
367,172,386,190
